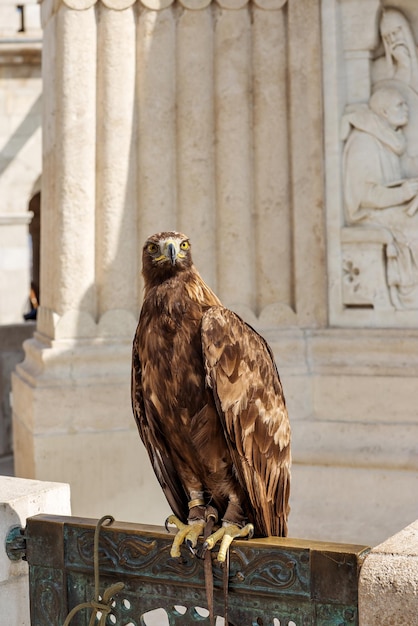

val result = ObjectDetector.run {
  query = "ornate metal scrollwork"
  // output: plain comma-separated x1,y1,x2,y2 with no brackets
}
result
25,515,368,626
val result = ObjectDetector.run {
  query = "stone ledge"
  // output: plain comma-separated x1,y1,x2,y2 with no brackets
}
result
0,476,71,626
0,476,71,583
264,328,418,377
359,520,418,626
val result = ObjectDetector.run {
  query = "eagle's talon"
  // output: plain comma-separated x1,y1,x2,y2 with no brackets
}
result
165,514,183,533
202,526,224,552
165,515,205,558
185,538,197,556
204,523,254,563
196,541,209,559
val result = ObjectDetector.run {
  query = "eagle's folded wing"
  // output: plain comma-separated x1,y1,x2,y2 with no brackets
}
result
201,307,291,537
131,332,189,523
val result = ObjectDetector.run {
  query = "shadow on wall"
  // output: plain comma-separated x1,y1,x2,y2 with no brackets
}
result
0,324,35,462
0,95,41,177
25,191,41,321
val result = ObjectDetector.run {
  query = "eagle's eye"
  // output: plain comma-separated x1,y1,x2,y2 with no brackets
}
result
147,243,158,254
180,240,190,251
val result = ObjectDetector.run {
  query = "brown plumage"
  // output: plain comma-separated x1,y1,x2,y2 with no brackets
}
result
131,231,291,554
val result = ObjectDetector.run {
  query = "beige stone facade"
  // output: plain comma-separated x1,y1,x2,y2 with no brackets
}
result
0,0,42,323
9,0,418,547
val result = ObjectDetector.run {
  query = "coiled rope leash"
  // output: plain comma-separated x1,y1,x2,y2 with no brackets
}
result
62,515,125,626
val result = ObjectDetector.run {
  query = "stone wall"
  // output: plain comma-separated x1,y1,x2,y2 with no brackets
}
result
0,0,42,324
10,0,418,547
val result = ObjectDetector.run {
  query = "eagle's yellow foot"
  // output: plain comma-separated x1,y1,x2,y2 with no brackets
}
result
203,523,254,563
165,514,205,558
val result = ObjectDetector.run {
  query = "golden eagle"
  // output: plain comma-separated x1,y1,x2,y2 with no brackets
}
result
131,231,291,562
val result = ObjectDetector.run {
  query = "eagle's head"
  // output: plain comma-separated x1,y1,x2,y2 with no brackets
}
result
142,231,193,286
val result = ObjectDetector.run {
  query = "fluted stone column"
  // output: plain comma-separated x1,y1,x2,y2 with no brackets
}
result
12,0,163,524
176,6,217,288
137,6,177,242
215,6,255,310
40,1,97,334
96,3,138,318
253,7,291,317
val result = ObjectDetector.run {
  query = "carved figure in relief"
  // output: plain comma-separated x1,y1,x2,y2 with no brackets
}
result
343,87,418,309
376,8,418,91
373,8,418,176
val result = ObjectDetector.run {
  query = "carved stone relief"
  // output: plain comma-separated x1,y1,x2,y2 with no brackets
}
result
324,0,418,326
342,85,418,310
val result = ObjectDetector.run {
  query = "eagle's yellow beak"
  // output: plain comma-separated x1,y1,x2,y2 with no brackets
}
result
164,239,178,264
156,238,186,266
166,242,177,266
